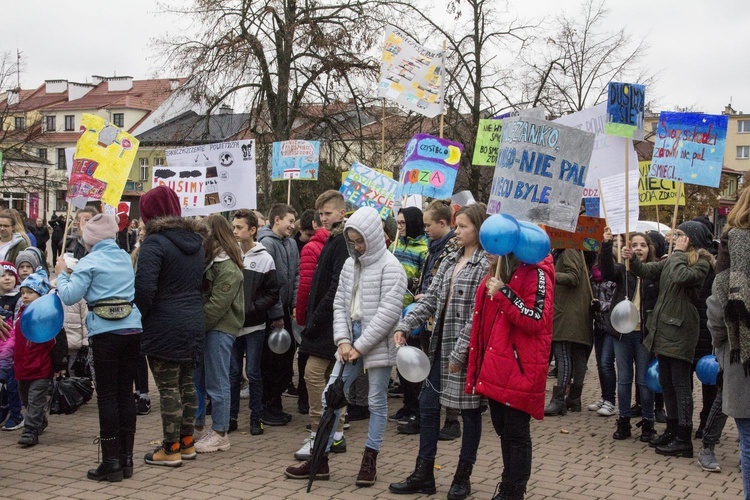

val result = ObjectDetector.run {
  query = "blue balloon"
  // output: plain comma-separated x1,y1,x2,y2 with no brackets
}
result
696,354,719,385
479,214,520,256
19,293,64,344
513,221,551,264
645,358,663,394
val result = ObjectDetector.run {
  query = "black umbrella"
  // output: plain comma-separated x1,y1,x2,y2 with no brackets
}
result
307,361,348,493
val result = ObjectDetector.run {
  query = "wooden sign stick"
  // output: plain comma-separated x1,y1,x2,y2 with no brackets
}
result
624,140,630,270
668,181,682,255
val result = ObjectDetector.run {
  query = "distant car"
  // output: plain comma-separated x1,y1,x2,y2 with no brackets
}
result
636,220,671,236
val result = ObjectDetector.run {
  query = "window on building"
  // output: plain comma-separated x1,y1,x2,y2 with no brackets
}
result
154,158,165,166
64,115,75,131
14,117,25,131
139,158,149,181
57,148,67,170
56,190,68,212
38,148,48,160
738,146,750,159
46,115,56,132
113,113,124,128
739,120,750,133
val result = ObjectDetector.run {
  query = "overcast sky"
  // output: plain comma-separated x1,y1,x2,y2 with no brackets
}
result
2,0,748,114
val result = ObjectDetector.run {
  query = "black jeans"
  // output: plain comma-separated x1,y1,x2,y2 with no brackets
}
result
658,355,693,427
488,399,532,490
261,308,295,409
135,353,149,394
553,341,589,388
399,334,422,414
91,333,139,438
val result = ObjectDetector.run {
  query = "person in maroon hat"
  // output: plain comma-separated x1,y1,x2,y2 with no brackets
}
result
134,186,207,467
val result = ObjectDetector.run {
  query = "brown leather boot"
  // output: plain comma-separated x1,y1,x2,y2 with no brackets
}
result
356,447,378,487
285,454,329,480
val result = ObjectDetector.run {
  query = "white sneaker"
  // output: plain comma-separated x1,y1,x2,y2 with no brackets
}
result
193,427,208,442
294,434,315,461
597,401,617,417
587,399,604,412
195,429,231,453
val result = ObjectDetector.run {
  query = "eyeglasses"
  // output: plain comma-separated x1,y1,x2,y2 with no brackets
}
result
397,221,406,226
673,231,686,238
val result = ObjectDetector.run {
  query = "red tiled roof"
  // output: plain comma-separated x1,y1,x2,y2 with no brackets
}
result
42,78,185,113
0,84,68,113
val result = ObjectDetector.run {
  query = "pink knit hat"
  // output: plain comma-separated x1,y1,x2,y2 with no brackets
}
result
83,214,119,247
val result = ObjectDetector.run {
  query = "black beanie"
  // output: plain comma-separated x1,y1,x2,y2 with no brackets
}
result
646,231,667,259
676,221,713,250
400,207,425,240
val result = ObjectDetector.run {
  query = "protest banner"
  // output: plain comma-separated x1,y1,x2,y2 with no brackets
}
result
340,167,393,182
271,140,320,181
339,161,400,219
472,119,503,166
544,215,605,252
69,113,139,207
649,112,729,188
487,117,595,232
598,171,639,235
639,160,685,206
398,134,462,199
377,25,445,118
583,197,600,217
153,166,206,209
29,193,39,220
605,82,645,140
554,103,639,201
166,139,257,216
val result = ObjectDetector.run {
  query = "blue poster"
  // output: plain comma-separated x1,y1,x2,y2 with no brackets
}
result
583,197,600,217
272,140,320,181
605,82,645,140
649,112,728,188
398,134,462,199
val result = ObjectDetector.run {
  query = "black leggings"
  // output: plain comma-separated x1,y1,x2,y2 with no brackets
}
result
658,355,693,427
553,341,589,388
488,399,532,490
91,333,139,438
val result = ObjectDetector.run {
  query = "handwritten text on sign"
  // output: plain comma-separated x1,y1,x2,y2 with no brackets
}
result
638,161,685,206
488,117,595,232
605,82,645,140
340,161,399,219
544,216,606,252
399,134,462,199
472,119,503,166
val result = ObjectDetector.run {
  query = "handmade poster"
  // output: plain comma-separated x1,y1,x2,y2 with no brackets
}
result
649,112,728,188
638,161,685,206
152,166,206,209
605,82,645,140
472,119,503,166
554,103,639,200
583,197,600,217
271,140,320,181
488,117,595,232
377,25,445,118
398,134,462,199
165,139,257,215
69,113,139,207
340,167,393,182
339,161,400,219
544,216,605,252
598,171,639,235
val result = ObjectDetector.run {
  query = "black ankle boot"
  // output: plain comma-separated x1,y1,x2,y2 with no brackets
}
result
388,457,436,495
649,418,677,448
613,417,631,440
492,482,526,500
447,460,473,500
636,419,656,443
544,386,567,416
88,436,124,482
656,425,694,458
565,384,583,412
120,430,135,478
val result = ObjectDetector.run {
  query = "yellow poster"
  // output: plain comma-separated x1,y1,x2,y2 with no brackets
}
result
69,113,139,207
638,161,685,206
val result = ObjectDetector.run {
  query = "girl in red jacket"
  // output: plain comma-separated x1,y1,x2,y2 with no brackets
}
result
465,253,555,500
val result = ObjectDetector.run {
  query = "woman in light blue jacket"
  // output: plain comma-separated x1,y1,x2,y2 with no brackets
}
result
56,214,142,483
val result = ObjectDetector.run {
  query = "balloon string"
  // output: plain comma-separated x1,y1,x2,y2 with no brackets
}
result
423,378,445,396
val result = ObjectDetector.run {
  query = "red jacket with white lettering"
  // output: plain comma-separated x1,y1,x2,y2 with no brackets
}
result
295,227,330,326
465,255,555,420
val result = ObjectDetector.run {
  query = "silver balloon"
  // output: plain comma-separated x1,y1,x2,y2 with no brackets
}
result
268,328,292,354
291,322,303,344
397,346,431,383
611,299,639,334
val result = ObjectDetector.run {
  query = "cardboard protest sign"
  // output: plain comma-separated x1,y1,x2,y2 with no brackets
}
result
649,112,728,188
378,25,445,118
271,140,320,181
340,167,393,182
544,216,605,252
152,166,206,209
472,119,503,166
598,171,639,234
554,103,639,200
605,82,645,140
398,134,462,199
69,113,139,207
487,117,595,232
583,197,600,217
166,139,257,215
638,161,685,206
340,162,400,219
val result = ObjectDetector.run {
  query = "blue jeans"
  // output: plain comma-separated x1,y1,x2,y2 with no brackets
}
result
323,321,391,452
736,418,750,500
194,330,235,432
0,365,23,420
417,348,483,464
229,331,265,420
593,328,616,403
613,332,655,420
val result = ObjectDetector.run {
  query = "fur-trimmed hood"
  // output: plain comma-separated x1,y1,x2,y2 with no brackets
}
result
697,248,716,269
145,216,206,257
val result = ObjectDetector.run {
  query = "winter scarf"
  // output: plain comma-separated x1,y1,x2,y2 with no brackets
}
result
715,228,750,376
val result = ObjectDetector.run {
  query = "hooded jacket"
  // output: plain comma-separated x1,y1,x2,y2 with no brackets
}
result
1,233,28,266
466,255,555,420
333,207,407,369
134,217,206,363
258,226,300,315
296,227,330,326
552,249,593,346
202,254,244,335
241,242,280,331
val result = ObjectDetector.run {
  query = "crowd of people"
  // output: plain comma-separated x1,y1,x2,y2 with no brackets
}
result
0,184,749,500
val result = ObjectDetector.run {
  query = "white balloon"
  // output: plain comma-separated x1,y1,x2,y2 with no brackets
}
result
611,299,639,334
291,322,303,344
268,328,292,354
397,346,431,383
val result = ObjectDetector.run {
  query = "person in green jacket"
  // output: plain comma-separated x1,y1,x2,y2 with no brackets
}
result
194,215,245,454
624,221,714,459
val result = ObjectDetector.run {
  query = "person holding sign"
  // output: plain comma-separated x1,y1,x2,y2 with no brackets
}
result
623,221,713,458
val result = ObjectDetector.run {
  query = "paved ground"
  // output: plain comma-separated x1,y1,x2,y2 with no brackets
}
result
0,357,744,499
